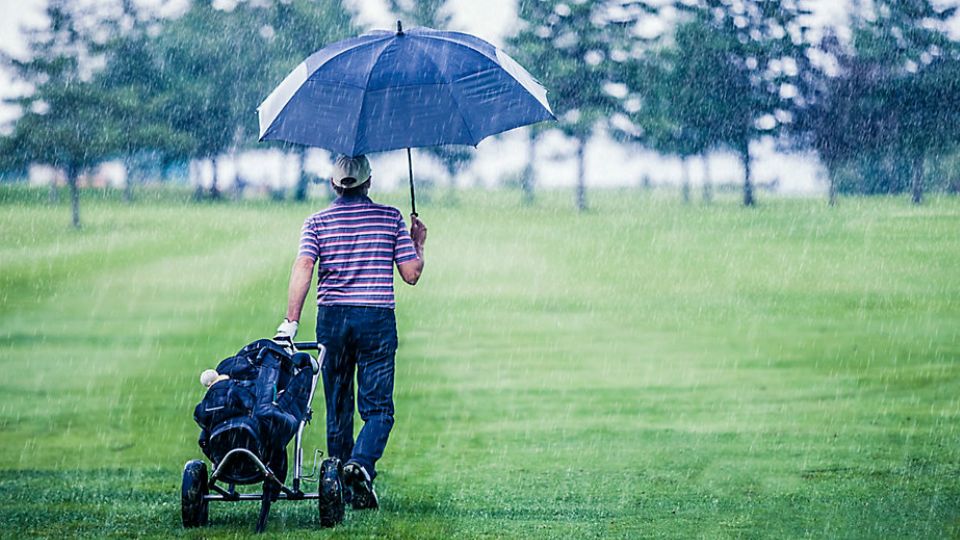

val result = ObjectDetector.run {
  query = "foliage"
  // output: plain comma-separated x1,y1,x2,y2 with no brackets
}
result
799,0,960,202
0,0,129,226
152,2,271,162
270,0,358,77
509,0,637,210
94,0,194,181
649,0,812,206
621,10,716,160
510,0,631,140
3,0,960,209
2,2,117,170
619,7,731,201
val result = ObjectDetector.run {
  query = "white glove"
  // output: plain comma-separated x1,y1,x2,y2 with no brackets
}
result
274,318,298,349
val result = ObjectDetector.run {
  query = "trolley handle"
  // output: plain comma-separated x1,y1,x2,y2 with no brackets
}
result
293,341,320,351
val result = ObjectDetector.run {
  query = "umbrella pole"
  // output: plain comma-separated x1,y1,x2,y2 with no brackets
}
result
407,147,418,217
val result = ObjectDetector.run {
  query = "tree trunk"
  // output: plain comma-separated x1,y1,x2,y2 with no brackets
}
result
209,157,221,200
680,156,691,204
741,144,755,207
48,180,60,204
231,151,243,201
294,146,308,202
576,136,587,212
67,165,81,229
123,159,134,204
702,154,712,204
160,160,171,184
521,129,536,206
827,164,838,207
911,153,924,205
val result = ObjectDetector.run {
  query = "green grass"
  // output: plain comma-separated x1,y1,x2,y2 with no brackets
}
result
1,186,959,538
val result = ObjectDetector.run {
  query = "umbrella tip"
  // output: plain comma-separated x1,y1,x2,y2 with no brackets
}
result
397,20,404,35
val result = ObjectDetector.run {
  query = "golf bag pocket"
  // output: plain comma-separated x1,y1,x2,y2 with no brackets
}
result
215,355,260,381
194,380,256,432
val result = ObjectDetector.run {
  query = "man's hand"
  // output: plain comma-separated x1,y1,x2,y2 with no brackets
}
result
410,214,427,254
274,318,299,350
398,215,426,286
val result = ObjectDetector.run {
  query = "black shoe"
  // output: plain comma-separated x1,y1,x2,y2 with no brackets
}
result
343,462,379,510
317,458,345,527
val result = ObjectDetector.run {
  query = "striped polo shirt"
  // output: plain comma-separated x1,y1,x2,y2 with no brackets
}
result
298,194,419,309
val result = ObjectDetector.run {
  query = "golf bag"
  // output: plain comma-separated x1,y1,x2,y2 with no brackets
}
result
194,339,314,485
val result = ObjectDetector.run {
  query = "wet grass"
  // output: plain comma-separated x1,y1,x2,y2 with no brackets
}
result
1,186,959,538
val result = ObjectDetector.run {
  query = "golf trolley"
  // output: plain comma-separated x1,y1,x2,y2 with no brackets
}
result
181,341,346,533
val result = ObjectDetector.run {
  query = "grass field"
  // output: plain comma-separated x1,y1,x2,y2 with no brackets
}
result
1,186,959,538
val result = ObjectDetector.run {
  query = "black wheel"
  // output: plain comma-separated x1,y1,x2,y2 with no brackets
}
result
318,457,344,527
181,459,209,528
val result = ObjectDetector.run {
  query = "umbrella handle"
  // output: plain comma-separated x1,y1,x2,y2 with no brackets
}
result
407,148,418,217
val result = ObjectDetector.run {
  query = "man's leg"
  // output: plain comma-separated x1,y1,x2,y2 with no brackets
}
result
349,308,398,481
317,306,356,464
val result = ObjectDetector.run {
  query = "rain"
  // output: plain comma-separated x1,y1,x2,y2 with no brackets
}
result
0,0,959,537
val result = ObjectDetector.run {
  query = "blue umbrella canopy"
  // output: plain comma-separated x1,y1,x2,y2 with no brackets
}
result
257,24,555,156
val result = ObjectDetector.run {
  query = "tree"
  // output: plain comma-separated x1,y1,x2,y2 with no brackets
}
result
270,0,358,201
2,1,123,227
671,0,812,207
803,1,960,203
510,0,634,211
521,126,540,205
95,0,193,202
622,13,727,203
861,0,960,204
801,0,960,204
152,1,276,199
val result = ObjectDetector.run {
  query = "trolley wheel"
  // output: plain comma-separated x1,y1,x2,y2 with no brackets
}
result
318,457,344,527
181,459,209,528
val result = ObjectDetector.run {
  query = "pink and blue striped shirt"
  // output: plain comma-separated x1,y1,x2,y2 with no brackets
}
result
298,195,419,309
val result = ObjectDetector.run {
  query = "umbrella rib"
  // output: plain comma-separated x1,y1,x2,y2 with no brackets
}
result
351,39,398,156
412,40,479,147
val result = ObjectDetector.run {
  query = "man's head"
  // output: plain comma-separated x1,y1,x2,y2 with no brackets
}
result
331,154,372,196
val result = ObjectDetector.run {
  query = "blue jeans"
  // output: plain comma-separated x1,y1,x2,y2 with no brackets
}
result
316,305,397,480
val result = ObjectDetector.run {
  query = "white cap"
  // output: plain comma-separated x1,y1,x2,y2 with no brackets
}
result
332,155,372,189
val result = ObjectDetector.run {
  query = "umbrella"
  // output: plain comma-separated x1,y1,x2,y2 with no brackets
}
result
257,21,555,215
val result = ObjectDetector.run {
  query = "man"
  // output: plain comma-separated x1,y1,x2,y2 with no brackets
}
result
274,154,426,510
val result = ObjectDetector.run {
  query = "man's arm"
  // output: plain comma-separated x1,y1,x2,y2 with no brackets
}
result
398,214,427,285
397,256,423,285
285,255,316,322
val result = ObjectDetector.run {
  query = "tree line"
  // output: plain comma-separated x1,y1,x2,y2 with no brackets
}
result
1,0,959,227
509,0,960,209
